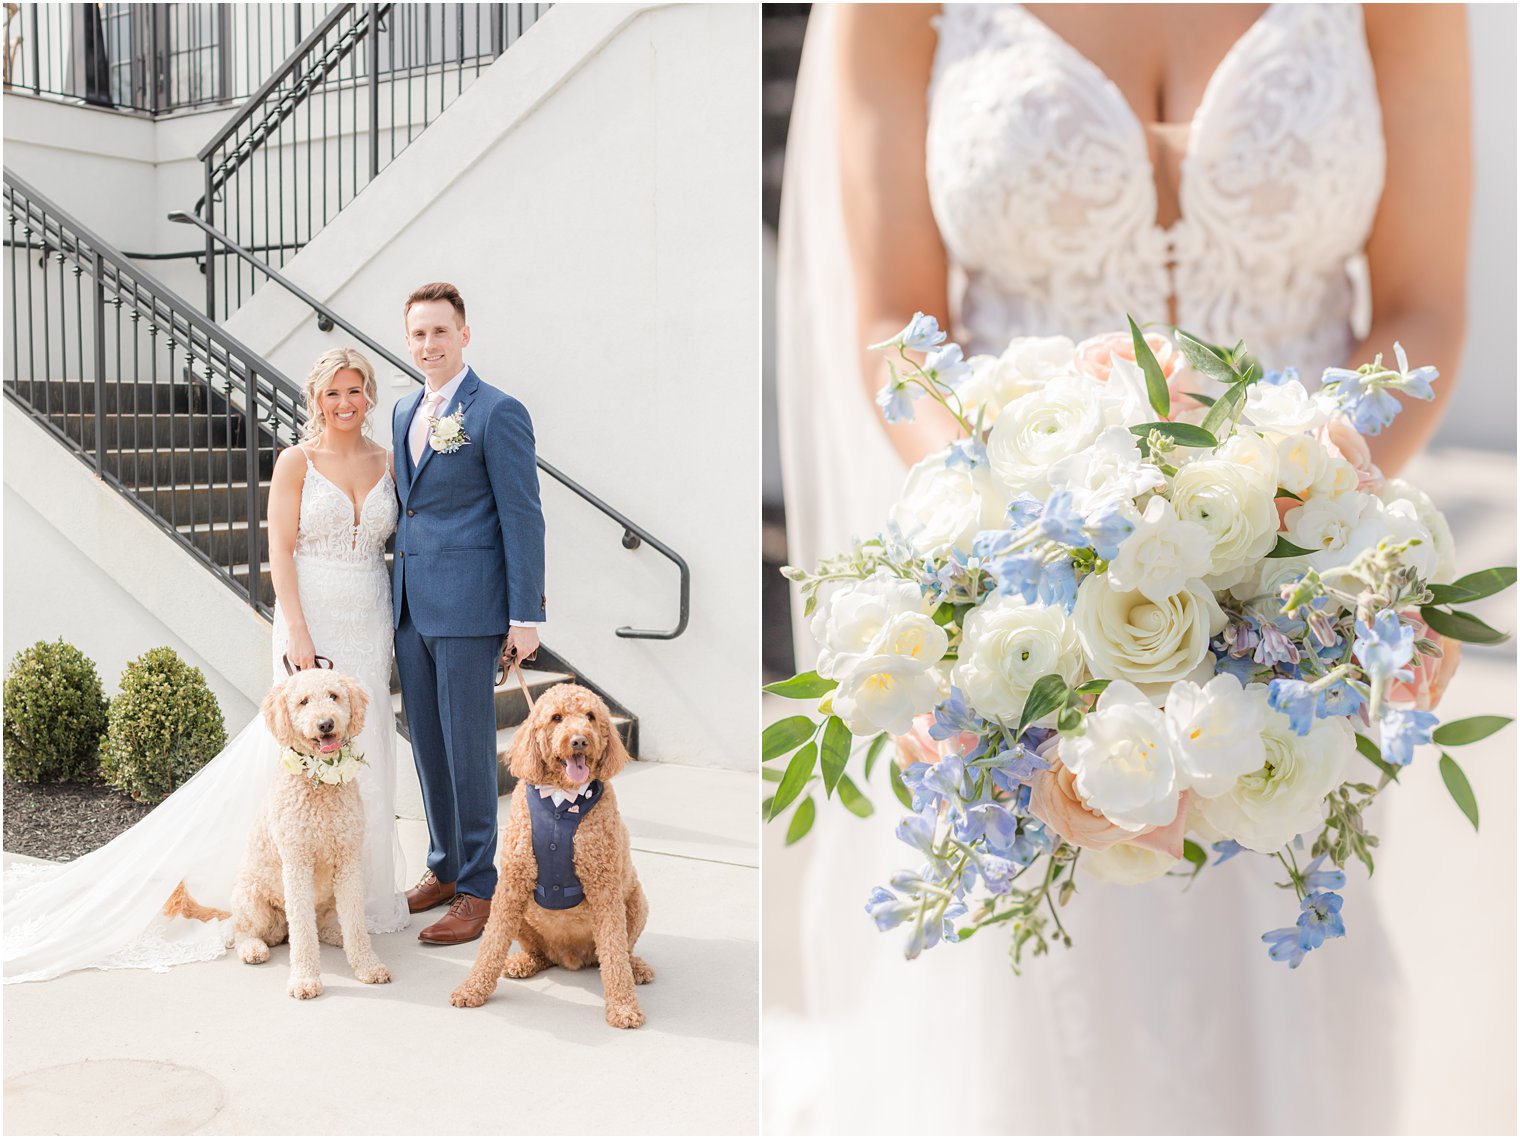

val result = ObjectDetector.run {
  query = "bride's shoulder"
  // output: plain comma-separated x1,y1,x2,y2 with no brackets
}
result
272,444,311,480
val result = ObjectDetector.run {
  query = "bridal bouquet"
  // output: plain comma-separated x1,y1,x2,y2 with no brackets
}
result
764,315,1513,970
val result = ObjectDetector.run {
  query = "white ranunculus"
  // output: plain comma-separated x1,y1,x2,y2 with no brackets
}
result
1243,378,1333,436
1164,675,1269,797
1081,841,1180,884
1283,491,1369,566
1381,477,1457,583
1194,709,1354,852
1073,575,1225,698
1047,425,1165,514
952,595,1084,726
891,448,1009,557
987,375,1115,500
1059,680,1179,830
831,653,944,737
809,573,933,681
1168,455,1280,589
1105,496,1214,604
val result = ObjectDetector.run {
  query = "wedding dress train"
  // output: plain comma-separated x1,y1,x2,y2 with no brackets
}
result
771,5,1404,1133
5,453,409,984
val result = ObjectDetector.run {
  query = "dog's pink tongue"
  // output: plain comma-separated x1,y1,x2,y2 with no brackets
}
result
565,758,590,785
318,737,342,754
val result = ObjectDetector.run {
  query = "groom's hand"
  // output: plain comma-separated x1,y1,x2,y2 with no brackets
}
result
506,626,540,664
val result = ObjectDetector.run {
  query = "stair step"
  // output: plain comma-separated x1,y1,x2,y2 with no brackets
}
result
10,378,196,415
177,518,271,564
61,411,242,451
102,446,277,484
140,481,272,525
389,668,577,734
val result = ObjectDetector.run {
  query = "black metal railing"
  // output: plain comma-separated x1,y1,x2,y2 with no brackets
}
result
3,169,306,615
196,2,547,322
170,208,691,641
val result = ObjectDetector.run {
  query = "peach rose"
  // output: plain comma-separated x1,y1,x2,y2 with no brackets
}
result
1387,612,1462,711
893,713,979,771
1028,757,1191,858
1073,330,1201,411
1318,414,1384,495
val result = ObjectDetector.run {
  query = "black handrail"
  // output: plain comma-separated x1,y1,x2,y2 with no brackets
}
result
168,208,690,641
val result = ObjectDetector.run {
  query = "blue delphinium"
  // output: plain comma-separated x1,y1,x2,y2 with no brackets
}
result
865,886,917,933
1038,557,1079,611
1006,494,1044,530
1038,490,1088,547
1317,678,1365,719
985,742,1051,793
1378,705,1439,766
1296,891,1347,949
876,377,916,424
1300,854,1347,892
1267,678,1318,735
1261,925,1308,968
1354,609,1415,690
871,311,947,353
1320,344,1437,436
923,343,972,390
1211,839,1246,866
1085,503,1135,560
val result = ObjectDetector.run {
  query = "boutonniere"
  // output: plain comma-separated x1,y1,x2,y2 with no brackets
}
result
429,407,470,454
280,742,367,785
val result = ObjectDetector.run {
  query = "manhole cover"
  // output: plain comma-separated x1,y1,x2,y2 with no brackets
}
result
5,1059,225,1135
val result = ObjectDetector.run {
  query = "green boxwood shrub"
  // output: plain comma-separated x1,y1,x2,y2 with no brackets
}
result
3,639,110,783
100,647,227,803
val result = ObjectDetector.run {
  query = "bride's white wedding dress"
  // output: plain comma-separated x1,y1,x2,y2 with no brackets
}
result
774,5,1403,1134
4,450,409,984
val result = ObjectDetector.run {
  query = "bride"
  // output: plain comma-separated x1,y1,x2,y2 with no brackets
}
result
5,347,409,984
772,4,1469,1134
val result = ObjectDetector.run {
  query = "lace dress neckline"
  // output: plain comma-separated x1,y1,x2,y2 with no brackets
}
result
298,447,391,527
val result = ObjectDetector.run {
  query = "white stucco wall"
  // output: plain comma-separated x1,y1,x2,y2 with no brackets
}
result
217,3,760,769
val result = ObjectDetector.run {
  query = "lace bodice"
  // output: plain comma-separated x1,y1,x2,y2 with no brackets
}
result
294,451,398,563
928,3,1386,374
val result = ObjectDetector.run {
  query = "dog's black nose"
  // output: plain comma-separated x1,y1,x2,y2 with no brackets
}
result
570,735,588,752
317,718,335,734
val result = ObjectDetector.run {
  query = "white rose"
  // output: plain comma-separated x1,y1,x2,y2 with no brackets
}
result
433,418,461,442
891,448,1009,557
1081,841,1180,885
831,653,944,737
1243,379,1333,436
987,375,1116,500
317,760,344,785
952,595,1084,726
1168,455,1280,589
280,749,305,775
1194,709,1354,852
959,336,1077,423
1059,680,1178,830
1381,478,1457,583
809,574,933,681
1164,675,1269,797
1047,425,1165,514
1105,496,1213,605
1074,575,1225,698
872,611,951,670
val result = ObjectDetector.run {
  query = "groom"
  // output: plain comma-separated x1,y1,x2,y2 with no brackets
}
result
392,281,546,944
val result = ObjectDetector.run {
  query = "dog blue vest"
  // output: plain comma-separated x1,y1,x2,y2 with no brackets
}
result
526,780,604,910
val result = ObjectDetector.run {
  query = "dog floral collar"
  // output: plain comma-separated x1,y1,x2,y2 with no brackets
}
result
428,408,470,454
280,742,366,785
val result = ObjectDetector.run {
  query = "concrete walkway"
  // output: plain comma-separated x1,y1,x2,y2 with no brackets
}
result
4,762,758,1135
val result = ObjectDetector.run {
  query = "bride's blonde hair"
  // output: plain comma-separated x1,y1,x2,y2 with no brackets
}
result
300,348,378,443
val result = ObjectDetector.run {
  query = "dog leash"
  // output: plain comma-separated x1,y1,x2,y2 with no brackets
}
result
497,646,536,710
281,654,335,675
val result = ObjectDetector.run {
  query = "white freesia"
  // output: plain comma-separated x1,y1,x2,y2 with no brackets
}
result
809,573,933,681
987,375,1116,500
1243,378,1333,436
1059,680,1178,830
1381,477,1457,583
1047,425,1165,514
1283,491,1369,565
831,653,944,737
1194,710,1354,852
1073,575,1225,698
1324,496,1438,580
959,336,1077,424
1169,451,1281,588
891,448,1009,557
1081,841,1180,884
1163,675,1269,797
952,595,1084,725
1105,496,1213,604
1273,431,1331,498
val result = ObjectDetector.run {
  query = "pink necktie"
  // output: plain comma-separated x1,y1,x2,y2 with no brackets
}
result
410,392,446,465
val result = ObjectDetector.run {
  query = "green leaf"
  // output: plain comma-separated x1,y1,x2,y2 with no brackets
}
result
1075,678,1112,697
1420,606,1510,645
1182,839,1207,869
1180,391,1216,407
931,602,957,627
1056,706,1082,732
762,715,816,761
762,671,837,699
1427,567,1518,606
1354,732,1400,783
761,767,783,783
1128,421,1218,449
768,742,816,821
1275,487,1303,502
819,715,851,798
1129,315,1170,419
1199,380,1248,439
1174,328,1239,385
785,796,817,844
837,773,874,818
1432,715,1513,747
888,757,912,810
863,732,889,780
1018,674,1071,733
1438,753,1479,831
1267,535,1315,559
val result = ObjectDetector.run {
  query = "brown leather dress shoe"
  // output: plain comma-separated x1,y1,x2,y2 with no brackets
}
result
405,869,457,914
417,893,491,944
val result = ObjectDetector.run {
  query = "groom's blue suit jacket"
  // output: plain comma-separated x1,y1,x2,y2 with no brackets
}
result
391,367,547,636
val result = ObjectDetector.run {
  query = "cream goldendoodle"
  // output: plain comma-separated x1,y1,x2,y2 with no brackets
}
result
232,667,391,999
449,684,653,1028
